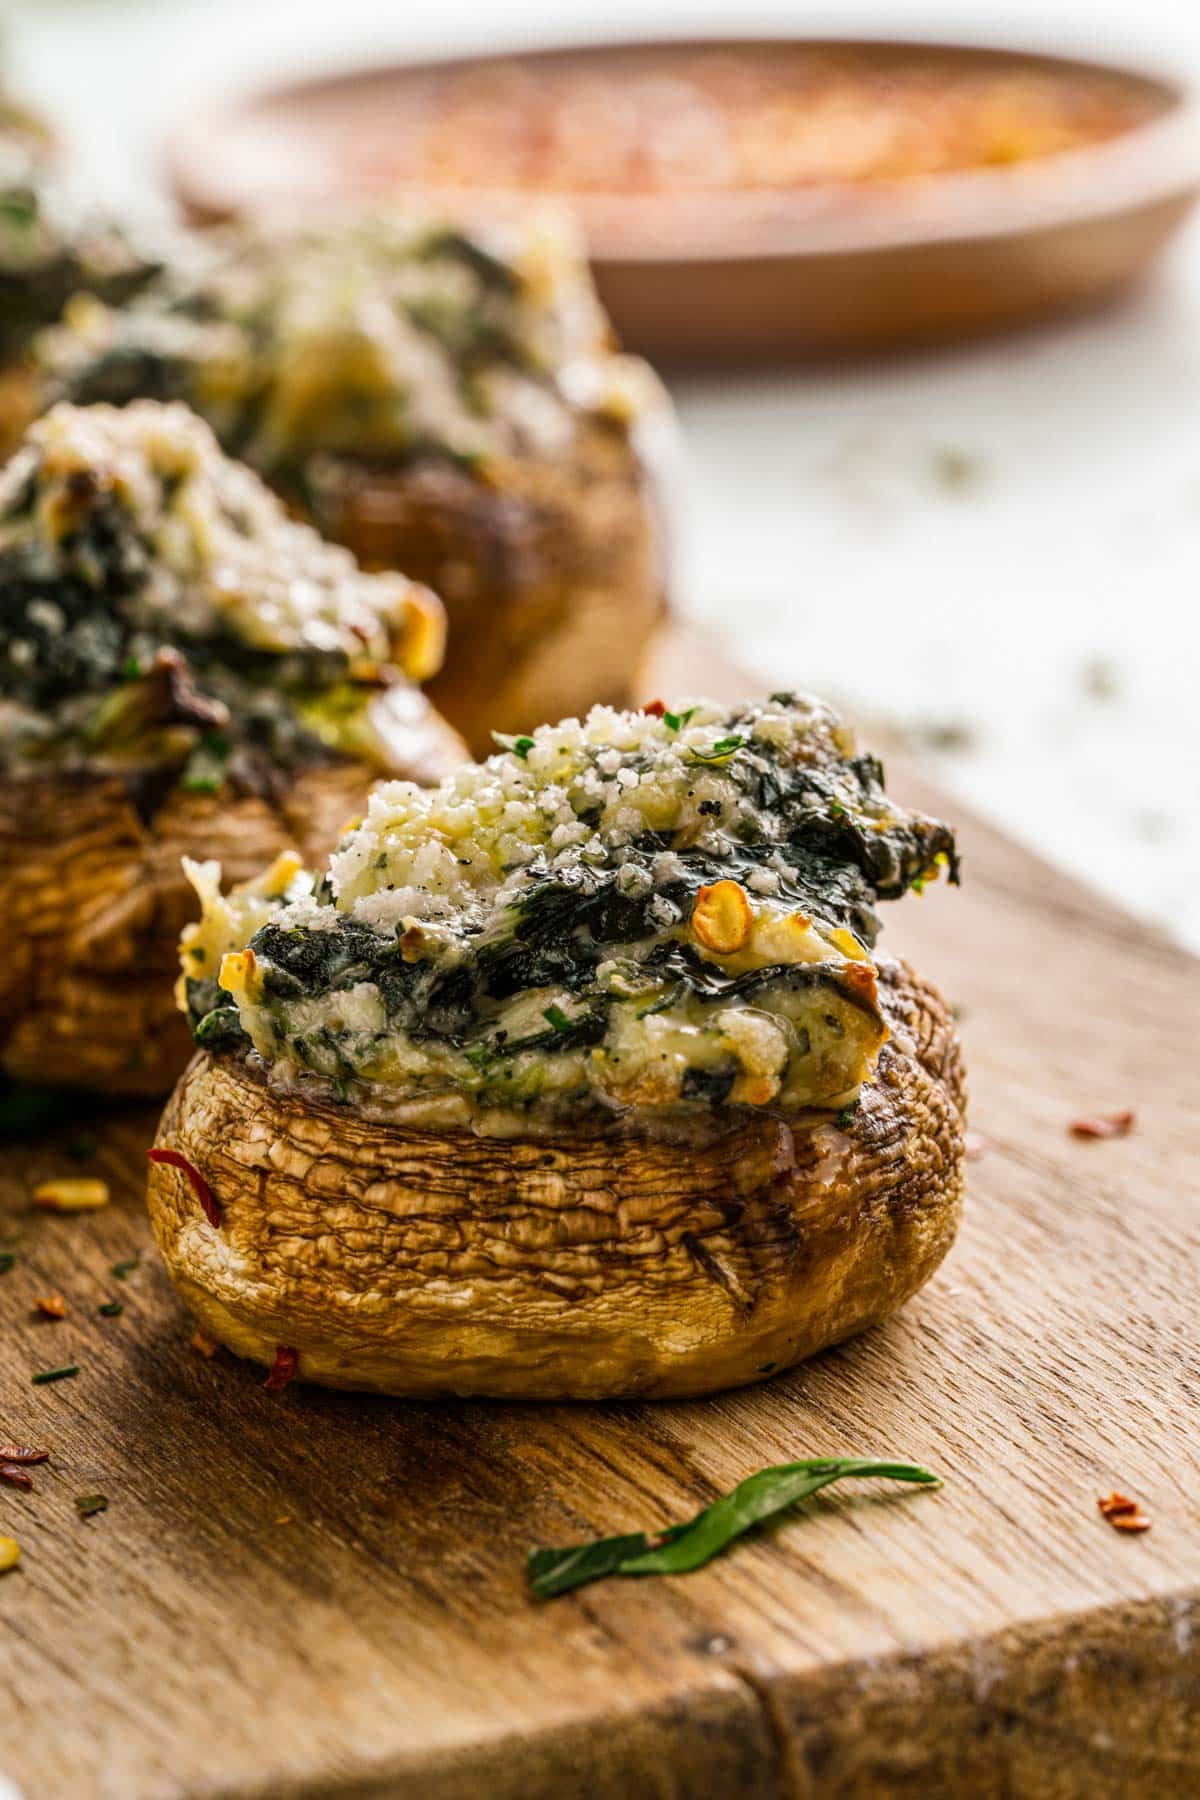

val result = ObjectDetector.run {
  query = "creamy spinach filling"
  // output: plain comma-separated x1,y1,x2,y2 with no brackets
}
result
183,697,957,1126
0,400,443,784
39,213,651,498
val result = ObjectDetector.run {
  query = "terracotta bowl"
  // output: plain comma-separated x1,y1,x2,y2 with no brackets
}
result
166,35,1200,364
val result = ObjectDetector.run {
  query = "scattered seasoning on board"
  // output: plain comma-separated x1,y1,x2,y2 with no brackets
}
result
98,1300,124,1318
33,1177,110,1212
110,1254,141,1280
0,1252,16,1274
146,1148,221,1227
0,1464,33,1491
0,1446,49,1465
75,1494,108,1519
33,1294,68,1319
32,1364,79,1385
1098,1492,1151,1533
964,1131,989,1160
1070,1110,1136,1140
67,1134,99,1161
0,1536,19,1573
191,1326,219,1358
931,447,984,493
264,1346,299,1391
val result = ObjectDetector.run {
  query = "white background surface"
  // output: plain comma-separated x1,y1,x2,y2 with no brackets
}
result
4,0,1198,946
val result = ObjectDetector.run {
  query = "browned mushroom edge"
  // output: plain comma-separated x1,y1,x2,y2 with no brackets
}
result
0,724,463,1095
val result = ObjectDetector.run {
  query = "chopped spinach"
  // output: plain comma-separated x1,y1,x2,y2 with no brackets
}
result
681,1066,737,1105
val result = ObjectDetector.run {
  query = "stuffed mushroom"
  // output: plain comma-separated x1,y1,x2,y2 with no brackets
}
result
39,211,675,754
0,399,463,1093
0,109,162,451
149,695,965,1399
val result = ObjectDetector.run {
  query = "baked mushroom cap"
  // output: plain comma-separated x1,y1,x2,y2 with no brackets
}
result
0,401,462,1091
1,763,384,1094
153,695,965,1396
149,957,964,1398
38,211,675,751
320,405,672,756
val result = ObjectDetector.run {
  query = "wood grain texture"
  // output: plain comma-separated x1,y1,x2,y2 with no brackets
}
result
1,628,1198,1799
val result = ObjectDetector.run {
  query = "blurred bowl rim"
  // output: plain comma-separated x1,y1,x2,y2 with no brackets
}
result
165,32,1200,263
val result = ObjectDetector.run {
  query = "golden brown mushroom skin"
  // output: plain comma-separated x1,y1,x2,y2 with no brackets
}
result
0,710,463,1095
0,363,38,461
146,958,965,1399
317,413,672,757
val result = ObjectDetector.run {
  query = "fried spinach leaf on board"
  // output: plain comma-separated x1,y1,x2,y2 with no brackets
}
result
528,1459,940,1598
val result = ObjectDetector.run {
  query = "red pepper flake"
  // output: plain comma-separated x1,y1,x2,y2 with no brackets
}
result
33,1294,67,1319
147,1147,221,1226
264,1345,298,1391
1070,1109,1136,1140
964,1131,989,1160
0,1445,48,1465
1098,1491,1152,1532
642,698,666,717
839,961,878,1001
0,1464,33,1491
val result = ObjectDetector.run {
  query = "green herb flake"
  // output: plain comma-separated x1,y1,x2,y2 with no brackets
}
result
685,735,745,767
491,732,536,760
67,1133,99,1161
542,1004,573,1033
121,655,142,681
75,1494,108,1519
110,1255,140,1280
97,1301,124,1318
528,1458,940,1598
32,1364,80,1386
662,707,698,732
181,731,232,795
835,1101,861,1130
0,1252,15,1275
0,188,38,231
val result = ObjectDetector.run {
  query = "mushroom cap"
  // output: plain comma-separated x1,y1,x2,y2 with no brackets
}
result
322,408,675,758
0,704,463,1094
146,956,965,1399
